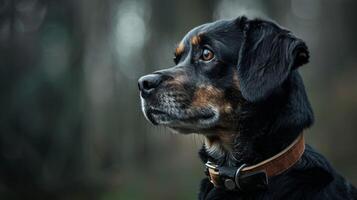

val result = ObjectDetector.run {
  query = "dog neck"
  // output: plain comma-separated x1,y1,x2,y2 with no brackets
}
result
204,133,237,166
204,129,302,167
204,72,313,167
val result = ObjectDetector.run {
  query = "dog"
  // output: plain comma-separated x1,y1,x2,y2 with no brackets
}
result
138,16,357,199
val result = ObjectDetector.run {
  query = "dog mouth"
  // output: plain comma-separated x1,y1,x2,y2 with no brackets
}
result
141,99,219,132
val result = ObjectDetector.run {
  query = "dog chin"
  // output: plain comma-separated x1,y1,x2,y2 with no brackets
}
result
141,97,220,132
152,110,220,134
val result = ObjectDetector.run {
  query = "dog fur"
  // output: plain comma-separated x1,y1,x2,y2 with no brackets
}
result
138,16,357,199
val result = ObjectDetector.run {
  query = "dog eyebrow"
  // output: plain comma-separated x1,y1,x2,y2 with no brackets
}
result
174,33,205,63
175,42,185,57
191,35,201,46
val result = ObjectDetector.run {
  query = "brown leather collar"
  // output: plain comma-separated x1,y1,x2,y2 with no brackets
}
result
205,134,305,191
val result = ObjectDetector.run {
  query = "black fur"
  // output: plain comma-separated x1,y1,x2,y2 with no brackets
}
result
199,145,357,200
237,18,309,102
138,16,357,199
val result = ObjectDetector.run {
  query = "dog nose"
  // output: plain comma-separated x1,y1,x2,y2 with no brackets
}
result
138,74,163,96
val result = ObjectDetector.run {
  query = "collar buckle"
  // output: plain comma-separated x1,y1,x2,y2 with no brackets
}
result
205,161,220,187
234,164,247,190
205,161,218,171
203,133,305,191
205,162,269,191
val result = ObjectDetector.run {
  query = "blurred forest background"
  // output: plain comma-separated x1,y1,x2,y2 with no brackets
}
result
0,0,356,199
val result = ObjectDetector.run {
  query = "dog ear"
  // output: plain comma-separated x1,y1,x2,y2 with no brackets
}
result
237,19,309,102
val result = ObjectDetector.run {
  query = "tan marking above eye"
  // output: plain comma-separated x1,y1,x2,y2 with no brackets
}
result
175,42,185,57
191,35,201,46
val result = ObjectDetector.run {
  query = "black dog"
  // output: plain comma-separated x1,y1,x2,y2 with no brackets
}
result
138,16,357,199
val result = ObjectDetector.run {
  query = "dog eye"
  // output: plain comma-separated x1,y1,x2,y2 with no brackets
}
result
200,48,214,61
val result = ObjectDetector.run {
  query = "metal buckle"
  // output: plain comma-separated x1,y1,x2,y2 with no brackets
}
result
205,161,220,186
205,161,269,191
234,163,247,190
205,161,218,171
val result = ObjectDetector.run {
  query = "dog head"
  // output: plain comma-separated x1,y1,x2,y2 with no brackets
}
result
138,17,309,135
